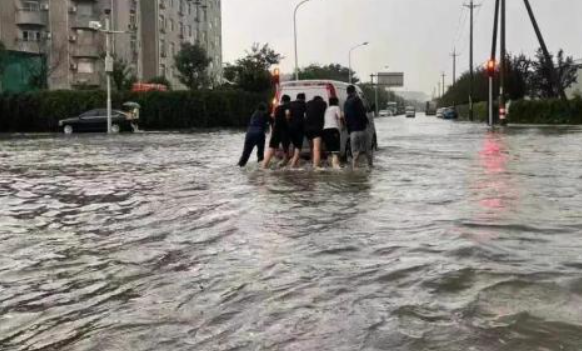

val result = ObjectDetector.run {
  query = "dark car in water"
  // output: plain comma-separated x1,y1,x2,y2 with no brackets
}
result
59,109,138,134
443,107,459,120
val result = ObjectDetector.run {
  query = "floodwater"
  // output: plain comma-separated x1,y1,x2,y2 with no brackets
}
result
1,116,582,351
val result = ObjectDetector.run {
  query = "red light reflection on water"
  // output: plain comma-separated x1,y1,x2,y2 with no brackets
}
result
464,131,519,243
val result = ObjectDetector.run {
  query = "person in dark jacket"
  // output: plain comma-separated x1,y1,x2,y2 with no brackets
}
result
238,103,270,167
288,93,307,168
262,95,292,169
305,96,328,168
344,85,372,169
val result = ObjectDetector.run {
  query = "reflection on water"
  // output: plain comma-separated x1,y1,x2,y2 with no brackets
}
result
1,118,582,351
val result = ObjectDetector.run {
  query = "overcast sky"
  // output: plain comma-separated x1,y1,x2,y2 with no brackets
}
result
223,0,582,96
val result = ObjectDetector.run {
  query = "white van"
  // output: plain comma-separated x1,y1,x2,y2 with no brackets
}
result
275,80,378,159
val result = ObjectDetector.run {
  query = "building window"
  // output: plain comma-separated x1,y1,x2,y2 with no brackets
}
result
77,3,94,17
170,42,175,57
179,22,184,37
22,30,41,42
160,39,166,57
78,59,95,73
22,1,40,12
170,19,174,32
160,64,166,77
188,25,192,37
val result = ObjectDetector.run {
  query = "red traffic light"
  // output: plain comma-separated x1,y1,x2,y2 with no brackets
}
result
486,59,497,77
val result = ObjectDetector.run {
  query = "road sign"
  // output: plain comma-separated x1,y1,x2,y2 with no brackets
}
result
377,72,404,87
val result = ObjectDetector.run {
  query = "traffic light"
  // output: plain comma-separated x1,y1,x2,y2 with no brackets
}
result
272,68,280,86
486,59,496,77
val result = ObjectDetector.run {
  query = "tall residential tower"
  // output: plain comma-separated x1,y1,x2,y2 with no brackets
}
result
0,0,222,91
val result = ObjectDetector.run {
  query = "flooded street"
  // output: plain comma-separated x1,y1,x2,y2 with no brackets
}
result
1,116,582,351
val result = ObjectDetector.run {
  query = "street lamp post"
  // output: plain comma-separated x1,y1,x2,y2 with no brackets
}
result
91,10,131,134
293,0,314,81
348,42,368,84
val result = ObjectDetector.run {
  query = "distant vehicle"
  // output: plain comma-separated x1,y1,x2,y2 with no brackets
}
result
443,107,458,120
405,106,416,118
436,108,445,119
426,101,437,116
379,110,392,117
386,102,398,116
276,80,378,156
59,109,139,134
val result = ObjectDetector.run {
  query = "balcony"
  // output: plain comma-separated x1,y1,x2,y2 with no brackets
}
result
71,16,99,30
15,40,43,55
72,45,100,58
16,10,46,26
72,72,101,87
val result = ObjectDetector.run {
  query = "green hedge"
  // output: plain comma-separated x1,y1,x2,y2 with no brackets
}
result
455,102,491,123
453,98,582,124
0,90,267,132
509,98,582,124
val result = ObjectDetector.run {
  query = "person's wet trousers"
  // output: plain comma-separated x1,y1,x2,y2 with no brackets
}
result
238,131,265,167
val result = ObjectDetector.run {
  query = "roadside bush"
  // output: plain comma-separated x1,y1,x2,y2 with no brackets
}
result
0,89,267,132
453,98,582,124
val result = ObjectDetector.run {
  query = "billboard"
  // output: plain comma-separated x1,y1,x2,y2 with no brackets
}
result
377,72,404,87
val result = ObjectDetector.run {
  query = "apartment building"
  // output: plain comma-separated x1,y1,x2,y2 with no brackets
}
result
138,0,223,88
0,0,222,91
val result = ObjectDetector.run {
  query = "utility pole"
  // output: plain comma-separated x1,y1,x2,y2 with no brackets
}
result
371,74,379,116
450,48,461,86
464,0,480,121
441,72,446,98
499,0,507,125
522,0,568,101
489,0,501,126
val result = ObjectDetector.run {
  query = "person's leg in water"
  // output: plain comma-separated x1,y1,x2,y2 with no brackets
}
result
262,129,281,169
257,134,266,164
278,136,291,167
238,133,257,167
312,136,322,168
331,153,341,169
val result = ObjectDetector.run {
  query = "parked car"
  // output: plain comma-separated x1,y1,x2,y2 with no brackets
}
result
59,109,139,134
443,107,459,120
276,80,378,157
405,106,416,118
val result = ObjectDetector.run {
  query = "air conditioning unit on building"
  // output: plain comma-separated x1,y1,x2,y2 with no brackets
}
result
42,4,50,11
70,63,78,71
69,35,77,42
45,32,52,40
69,6,77,13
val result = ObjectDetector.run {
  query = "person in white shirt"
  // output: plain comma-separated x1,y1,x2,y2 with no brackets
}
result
322,97,344,169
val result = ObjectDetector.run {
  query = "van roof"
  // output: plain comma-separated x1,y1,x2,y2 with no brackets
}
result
280,80,353,88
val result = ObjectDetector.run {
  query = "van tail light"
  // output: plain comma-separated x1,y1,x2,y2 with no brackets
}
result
326,83,337,99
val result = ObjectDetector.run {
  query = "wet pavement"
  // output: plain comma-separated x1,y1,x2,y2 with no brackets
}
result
1,115,582,351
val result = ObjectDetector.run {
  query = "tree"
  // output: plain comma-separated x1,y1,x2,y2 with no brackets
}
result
223,43,282,92
148,76,172,90
298,63,358,83
174,43,210,90
529,49,578,99
0,41,6,77
111,57,135,91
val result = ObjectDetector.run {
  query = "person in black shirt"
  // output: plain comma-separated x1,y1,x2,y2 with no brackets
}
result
305,96,328,168
262,95,292,169
238,103,269,167
344,85,372,169
288,93,307,168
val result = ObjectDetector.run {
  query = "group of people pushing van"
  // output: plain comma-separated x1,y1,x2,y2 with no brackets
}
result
238,85,373,170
